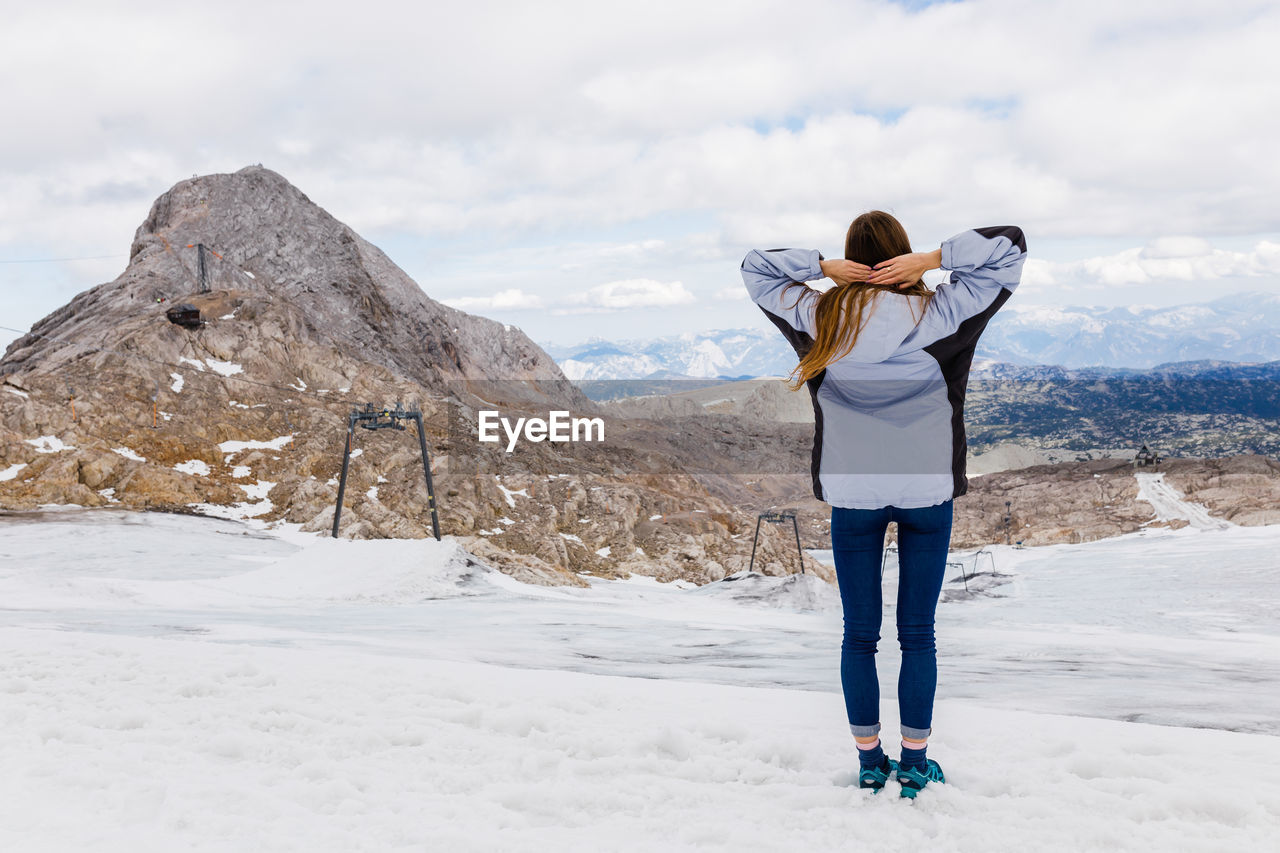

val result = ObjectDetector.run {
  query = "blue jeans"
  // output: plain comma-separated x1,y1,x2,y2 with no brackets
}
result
830,500,953,740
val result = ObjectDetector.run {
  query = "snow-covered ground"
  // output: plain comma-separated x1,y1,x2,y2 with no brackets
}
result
1,504,1278,851
1136,471,1232,530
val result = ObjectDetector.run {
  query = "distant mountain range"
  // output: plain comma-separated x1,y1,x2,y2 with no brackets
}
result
542,291,1280,379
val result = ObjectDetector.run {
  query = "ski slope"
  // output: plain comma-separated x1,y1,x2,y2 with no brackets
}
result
1136,471,1233,530
1,507,1278,850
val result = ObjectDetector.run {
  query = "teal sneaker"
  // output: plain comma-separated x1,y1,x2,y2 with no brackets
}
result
858,756,900,793
896,758,945,799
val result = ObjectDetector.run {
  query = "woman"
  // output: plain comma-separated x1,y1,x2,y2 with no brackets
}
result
740,212,1027,798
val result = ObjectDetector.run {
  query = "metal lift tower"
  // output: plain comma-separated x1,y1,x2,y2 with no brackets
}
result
332,403,442,540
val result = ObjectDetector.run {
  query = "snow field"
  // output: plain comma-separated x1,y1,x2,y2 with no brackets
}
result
1,506,1278,850
3,628,1278,853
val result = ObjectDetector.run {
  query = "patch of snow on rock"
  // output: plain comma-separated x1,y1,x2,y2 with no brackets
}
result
204,358,243,377
1,462,28,481
219,435,294,455
194,481,277,520
240,480,274,502
25,435,75,453
173,460,211,476
496,479,528,507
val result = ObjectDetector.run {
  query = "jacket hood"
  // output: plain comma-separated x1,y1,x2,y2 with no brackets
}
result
833,291,928,363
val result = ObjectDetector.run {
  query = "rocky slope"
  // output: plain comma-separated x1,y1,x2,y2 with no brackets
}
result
0,167,825,586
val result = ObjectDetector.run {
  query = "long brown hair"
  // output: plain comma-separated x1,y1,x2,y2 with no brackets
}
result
782,210,934,390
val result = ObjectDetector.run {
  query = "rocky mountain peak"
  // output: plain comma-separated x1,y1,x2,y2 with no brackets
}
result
6,165,580,409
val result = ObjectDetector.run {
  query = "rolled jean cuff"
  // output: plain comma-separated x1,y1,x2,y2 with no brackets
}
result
849,722,881,737
901,724,932,739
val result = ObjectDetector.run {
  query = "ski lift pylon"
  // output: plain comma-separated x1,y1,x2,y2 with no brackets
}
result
747,510,805,575
332,402,441,540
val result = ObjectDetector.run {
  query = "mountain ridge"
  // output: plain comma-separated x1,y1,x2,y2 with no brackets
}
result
543,291,1280,379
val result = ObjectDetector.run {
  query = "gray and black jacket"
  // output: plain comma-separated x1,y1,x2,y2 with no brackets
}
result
741,227,1027,509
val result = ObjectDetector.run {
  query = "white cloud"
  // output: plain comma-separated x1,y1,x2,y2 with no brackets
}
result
1255,240,1280,274
554,279,695,314
442,277,695,315
1028,239,1280,290
1019,258,1059,290
442,288,545,311
3,0,1278,245
1140,236,1214,260
4,0,1280,342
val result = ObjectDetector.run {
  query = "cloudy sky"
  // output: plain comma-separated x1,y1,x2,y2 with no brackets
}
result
2,0,1279,352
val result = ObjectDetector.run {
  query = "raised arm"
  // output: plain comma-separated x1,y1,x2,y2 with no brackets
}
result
740,248,825,335
907,226,1027,348
741,249,872,335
